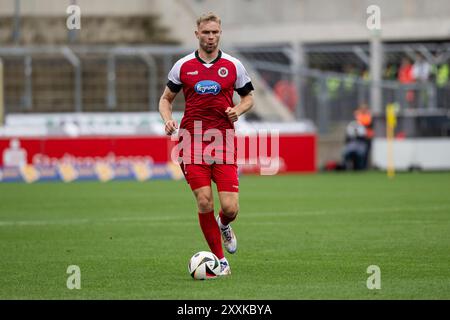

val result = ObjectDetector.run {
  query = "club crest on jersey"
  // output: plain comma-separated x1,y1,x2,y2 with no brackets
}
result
218,67,228,77
194,80,221,95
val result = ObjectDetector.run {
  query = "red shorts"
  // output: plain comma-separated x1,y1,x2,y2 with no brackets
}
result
180,163,239,193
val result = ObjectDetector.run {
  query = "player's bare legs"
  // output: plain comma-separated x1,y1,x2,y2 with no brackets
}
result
193,186,214,213
193,186,230,275
217,191,239,254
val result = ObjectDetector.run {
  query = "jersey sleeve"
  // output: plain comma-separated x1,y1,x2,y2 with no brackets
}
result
167,60,183,93
234,60,254,96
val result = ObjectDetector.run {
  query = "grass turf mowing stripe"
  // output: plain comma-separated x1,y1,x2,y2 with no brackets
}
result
0,172,449,299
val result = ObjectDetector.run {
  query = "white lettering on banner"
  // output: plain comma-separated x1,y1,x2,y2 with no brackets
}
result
32,153,153,167
2,139,27,168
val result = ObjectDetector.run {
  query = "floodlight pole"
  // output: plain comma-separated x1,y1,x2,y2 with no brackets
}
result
292,41,306,119
139,54,157,111
23,55,33,110
0,58,4,126
107,54,117,110
12,0,21,43
370,30,383,115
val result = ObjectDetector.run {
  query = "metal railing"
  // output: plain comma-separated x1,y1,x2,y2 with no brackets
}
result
248,58,446,132
1,44,450,134
0,46,191,114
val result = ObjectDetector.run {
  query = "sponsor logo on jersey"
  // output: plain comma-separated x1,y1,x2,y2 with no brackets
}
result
187,71,198,75
194,80,221,95
218,67,228,78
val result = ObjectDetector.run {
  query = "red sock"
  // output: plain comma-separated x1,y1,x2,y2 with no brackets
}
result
219,210,237,226
198,211,224,259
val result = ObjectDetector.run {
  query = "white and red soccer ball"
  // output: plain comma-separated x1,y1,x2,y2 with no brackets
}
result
188,251,221,280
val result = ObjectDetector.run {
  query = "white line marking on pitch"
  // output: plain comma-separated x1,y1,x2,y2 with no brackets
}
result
0,205,447,227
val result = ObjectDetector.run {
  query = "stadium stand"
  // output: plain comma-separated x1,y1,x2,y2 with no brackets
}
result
1,0,450,170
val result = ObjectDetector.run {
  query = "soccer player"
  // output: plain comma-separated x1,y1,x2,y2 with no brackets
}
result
158,12,254,276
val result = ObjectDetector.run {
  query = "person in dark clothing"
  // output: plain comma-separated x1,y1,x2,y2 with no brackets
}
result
354,103,374,169
342,121,368,171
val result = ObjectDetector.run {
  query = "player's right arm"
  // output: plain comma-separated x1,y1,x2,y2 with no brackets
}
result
159,86,179,135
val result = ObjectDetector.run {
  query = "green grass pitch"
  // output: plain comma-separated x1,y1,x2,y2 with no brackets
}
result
0,172,449,299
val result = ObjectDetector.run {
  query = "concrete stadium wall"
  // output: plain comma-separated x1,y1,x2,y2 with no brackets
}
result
2,0,450,46
188,0,450,26
184,0,450,45
0,0,157,16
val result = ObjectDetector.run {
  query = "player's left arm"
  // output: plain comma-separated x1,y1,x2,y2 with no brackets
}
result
226,91,254,123
226,60,255,123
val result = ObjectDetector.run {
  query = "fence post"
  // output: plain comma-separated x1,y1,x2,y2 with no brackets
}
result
317,76,330,134
140,54,157,111
291,41,306,119
107,54,117,110
12,0,21,44
61,47,82,112
370,30,383,115
23,55,33,111
428,82,437,109
0,58,4,126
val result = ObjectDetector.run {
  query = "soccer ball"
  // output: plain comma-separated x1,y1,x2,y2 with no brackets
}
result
188,251,221,280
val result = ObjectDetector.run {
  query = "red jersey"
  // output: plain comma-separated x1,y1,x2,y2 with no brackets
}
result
167,50,254,164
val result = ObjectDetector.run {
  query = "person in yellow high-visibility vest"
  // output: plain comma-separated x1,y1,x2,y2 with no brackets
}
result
436,63,449,88
354,103,374,169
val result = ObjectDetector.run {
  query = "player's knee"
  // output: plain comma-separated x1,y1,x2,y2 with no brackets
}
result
221,203,239,218
197,194,214,212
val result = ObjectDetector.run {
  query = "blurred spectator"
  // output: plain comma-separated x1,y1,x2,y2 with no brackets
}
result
342,120,368,171
354,103,373,169
384,63,398,80
412,53,431,82
398,57,415,104
436,63,449,88
343,64,357,92
361,69,370,81
412,53,432,108
326,105,373,172
273,79,298,113
326,76,341,100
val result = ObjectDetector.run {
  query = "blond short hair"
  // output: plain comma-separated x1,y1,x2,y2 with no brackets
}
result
196,12,221,27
